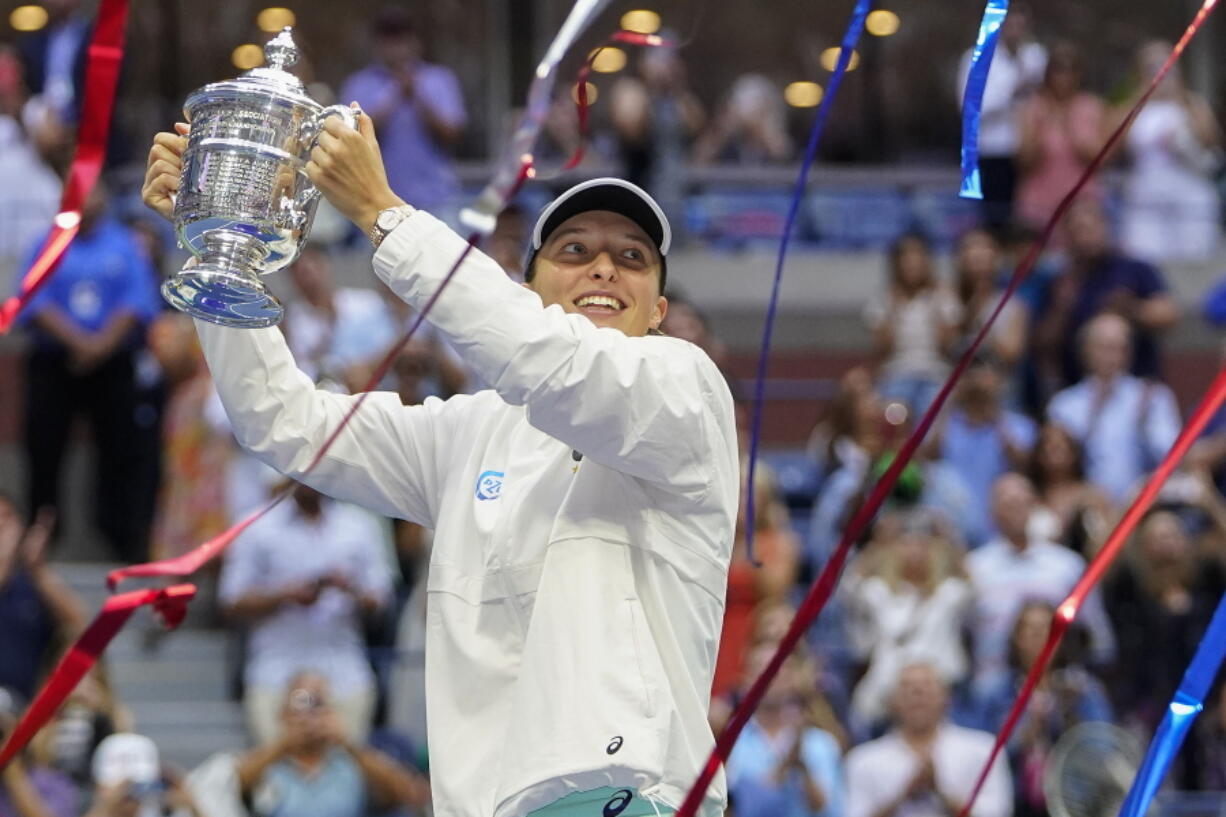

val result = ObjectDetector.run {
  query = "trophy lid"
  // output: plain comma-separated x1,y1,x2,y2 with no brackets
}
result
242,27,307,95
186,26,320,112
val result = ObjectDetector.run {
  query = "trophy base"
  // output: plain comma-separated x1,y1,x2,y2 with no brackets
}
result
162,266,284,328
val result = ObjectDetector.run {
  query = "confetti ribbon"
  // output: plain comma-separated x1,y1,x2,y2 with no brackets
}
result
562,30,673,171
0,584,195,769
679,2,1220,815
958,0,1009,199
741,0,871,568
0,0,130,333
1117,593,1226,817
459,0,613,238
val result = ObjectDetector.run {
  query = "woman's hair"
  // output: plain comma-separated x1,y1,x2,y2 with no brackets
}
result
887,231,935,292
953,226,1001,305
1042,41,1084,91
871,511,964,595
1026,421,1088,491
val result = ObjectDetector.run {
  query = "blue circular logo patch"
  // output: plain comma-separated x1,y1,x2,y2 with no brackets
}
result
475,470,505,501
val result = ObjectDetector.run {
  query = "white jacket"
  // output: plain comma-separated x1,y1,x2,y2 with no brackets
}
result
196,211,738,817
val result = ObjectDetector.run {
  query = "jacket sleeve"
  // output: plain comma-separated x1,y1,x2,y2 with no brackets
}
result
372,211,737,499
195,319,453,527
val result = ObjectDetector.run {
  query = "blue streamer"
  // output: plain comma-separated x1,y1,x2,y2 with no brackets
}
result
1117,593,1226,817
743,0,870,565
958,0,1010,200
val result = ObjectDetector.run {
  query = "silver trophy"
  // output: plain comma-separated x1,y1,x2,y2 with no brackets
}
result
162,27,356,327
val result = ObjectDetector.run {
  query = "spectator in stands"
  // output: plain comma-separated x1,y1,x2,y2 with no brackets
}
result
484,203,528,281
146,313,230,565
18,181,163,563
339,7,466,223
1104,508,1226,741
973,601,1111,817
929,353,1036,547
1025,421,1112,558
966,473,1114,692
953,228,1028,369
1191,682,1226,790
0,497,85,702
0,686,80,817
282,244,398,391
711,460,799,700
1030,198,1179,396
864,233,961,417
219,484,393,744
0,45,61,264
39,667,124,789
1113,40,1222,264
233,672,428,817
610,44,705,243
16,0,87,126
1014,43,1105,234
956,2,1047,228
659,293,729,372
693,73,791,165
845,662,1013,817
725,642,844,817
1047,313,1181,505
84,733,200,817
845,509,972,735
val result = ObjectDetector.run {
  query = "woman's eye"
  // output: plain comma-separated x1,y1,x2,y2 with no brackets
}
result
622,248,644,262
561,242,585,254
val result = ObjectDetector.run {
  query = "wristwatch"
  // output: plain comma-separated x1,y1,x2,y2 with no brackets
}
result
369,204,416,248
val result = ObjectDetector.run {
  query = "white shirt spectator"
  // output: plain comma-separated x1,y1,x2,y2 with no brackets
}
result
1047,374,1181,504
957,43,1047,157
219,498,393,695
847,576,973,728
0,115,60,263
863,289,962,382
966,536,1113,689
284,286,399,384
845,723,1012,817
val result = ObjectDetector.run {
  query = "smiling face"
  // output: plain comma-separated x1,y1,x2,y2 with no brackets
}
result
528,210,667,337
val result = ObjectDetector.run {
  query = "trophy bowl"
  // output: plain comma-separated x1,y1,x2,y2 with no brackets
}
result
162,27,355,328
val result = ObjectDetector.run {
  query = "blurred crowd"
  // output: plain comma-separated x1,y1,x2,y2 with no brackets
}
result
2,3,1226,817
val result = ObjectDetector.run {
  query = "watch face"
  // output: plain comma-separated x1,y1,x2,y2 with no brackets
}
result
376,211,400,231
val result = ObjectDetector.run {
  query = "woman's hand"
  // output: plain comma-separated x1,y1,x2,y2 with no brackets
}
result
141,122,189,222
305,107,405,236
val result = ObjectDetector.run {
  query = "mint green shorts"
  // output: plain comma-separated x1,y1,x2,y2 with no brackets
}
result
523,786,675,817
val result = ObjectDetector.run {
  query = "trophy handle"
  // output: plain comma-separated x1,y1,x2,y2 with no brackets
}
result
295,104,362,213
317,103,359,133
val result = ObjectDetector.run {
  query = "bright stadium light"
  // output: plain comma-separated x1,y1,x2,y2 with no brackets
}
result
784,81,823,108
9,5,48,32
620,10,661,34
866,10,901,37
589,47,627,73
257,7,297,33
820,46,860,72
570,81,599,105
232,44,265,70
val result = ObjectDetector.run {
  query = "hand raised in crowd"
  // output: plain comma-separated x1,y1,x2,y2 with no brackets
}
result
141,122,189,222
19,507,54,572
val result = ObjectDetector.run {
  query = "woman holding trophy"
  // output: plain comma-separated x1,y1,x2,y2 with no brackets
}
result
141,34,737,817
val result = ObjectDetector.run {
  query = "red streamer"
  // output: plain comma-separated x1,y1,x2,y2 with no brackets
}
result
561,30,671,171
0,584,195,769
0,0,130,334
673,4,1220,815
